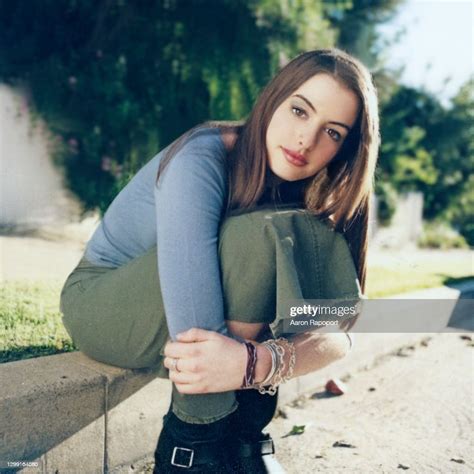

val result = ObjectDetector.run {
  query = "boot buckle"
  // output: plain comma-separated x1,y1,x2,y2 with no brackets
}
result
171,446,194,468
260,437,275,455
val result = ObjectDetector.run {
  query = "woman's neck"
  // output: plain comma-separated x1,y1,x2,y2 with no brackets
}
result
265,167,285,189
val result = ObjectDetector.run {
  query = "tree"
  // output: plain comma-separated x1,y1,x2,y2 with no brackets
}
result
378,78,474,244
440,78,474,244
0,0,343,213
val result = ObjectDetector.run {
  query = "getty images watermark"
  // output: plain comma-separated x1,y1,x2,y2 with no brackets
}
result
288,302,358,327
281,298,474,333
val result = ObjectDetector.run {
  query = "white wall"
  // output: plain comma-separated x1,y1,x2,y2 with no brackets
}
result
371,191,424,249
0,84,89,232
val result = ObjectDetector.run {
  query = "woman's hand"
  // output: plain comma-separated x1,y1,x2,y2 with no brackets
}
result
163,328,248,394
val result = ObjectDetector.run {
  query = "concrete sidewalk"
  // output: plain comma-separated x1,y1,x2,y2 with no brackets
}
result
269,332,473,473
1,234,472,282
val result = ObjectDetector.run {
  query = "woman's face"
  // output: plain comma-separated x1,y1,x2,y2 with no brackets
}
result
265,73,360,182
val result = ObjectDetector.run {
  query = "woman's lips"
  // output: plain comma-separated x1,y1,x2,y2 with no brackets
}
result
281,147,307,166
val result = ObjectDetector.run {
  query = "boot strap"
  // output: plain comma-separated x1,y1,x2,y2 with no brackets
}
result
236,434,275,458
170,440,225,469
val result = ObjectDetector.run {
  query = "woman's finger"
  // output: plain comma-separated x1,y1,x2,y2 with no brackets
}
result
163,356,177,371
164,341,202,358
176,327,219,342
168,369,200,385
174,383,206,395
164,356,200,374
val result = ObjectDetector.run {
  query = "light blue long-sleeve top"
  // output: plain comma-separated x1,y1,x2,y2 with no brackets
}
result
84,127,230,340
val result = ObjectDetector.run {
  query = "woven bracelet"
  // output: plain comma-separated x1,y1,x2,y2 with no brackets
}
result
241,342,257,389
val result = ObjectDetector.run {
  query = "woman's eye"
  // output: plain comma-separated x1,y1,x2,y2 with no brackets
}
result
326,128,342,142
291,106,306,118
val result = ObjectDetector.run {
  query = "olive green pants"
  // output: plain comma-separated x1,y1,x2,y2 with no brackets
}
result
60,206,359,423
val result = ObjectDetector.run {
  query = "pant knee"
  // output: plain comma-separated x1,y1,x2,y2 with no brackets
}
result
218,211,279,325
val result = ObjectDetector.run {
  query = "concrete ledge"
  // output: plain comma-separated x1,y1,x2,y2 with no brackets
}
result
1,282,472,473
0,352,171,473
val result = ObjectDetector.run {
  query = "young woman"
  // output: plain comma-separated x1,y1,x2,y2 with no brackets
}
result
60,48,380,473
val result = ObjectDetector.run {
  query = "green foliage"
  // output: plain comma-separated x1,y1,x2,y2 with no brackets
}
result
378,79,473,238
282,424,306,438
417,220,469,250
393,149,438,191
0,0,406,216
323,0,471,236
385,125,438,190
374,180,397,226
441,175,474,246
0,0,344,214
3,0,469,241
325,0,403,67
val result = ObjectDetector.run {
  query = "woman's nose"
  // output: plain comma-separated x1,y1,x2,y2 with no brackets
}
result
298,123,323,150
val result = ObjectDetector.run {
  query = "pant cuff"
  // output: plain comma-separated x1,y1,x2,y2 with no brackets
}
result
171,400,239,424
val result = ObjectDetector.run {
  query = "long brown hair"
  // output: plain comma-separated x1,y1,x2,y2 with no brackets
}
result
156,49,380,294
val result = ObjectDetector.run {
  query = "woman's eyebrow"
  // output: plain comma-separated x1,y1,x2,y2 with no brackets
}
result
293,94,352,131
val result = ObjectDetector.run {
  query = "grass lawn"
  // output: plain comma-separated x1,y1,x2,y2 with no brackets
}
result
0,280,75,364
367,258,474,298
1,258,473,364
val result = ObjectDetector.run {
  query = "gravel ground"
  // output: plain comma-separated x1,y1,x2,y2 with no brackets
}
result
267,333,473,473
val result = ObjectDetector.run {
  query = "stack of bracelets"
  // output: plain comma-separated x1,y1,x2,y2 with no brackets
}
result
240,338,296,395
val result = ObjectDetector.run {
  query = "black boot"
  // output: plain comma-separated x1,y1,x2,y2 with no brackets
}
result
225,389,279,473
153,406,232,474
235,388,279,436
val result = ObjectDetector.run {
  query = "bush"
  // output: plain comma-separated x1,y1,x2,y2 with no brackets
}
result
0,1,342,214
375,181,397,226
417,221,469,249
442,175,474,247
